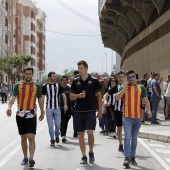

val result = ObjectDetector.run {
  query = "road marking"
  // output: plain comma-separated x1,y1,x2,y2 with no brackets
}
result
0,137,20,156
138,138,170,170
0,122,46,168
155,149,170,154
148,144,166,147
165,158,170,163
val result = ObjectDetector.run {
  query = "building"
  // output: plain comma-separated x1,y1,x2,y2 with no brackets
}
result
99,0,170,79
0,0,46,83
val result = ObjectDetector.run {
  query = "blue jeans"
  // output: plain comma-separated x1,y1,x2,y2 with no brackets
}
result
100,114,108,130
123,117,141,159
151,98,160,122
46,108,61,141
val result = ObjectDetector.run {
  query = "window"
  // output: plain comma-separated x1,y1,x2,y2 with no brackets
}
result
5,18,8,27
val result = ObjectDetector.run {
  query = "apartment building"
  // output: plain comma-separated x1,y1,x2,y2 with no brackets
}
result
0,0,46,83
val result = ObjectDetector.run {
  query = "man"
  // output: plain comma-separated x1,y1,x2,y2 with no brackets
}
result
42,72,68,146
141,73,149,89
6,66,45,168
104,70,126,152
1,81,8,103
147,72,154,111
151,72,161,124
8,81,15,97
60,75,72,143
163,74,170,119
116,69,151,168
70,60,102,164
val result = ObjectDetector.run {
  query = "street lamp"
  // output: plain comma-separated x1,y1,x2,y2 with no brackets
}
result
104,53,107,74
100,60,103,74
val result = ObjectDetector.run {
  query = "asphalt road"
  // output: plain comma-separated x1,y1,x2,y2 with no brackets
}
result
0,102,169,170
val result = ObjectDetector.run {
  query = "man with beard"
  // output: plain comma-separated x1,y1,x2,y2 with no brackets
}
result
116,69,152,168
42,72,68,146
6,66,45,168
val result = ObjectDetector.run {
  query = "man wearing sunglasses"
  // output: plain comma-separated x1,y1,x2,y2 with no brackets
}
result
116,69,151,168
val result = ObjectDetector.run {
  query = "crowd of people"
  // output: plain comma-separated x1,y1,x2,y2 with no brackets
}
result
4,60,170,168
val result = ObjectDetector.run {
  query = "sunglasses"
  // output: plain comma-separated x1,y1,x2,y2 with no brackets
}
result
111,80,116,82
127,75,136,79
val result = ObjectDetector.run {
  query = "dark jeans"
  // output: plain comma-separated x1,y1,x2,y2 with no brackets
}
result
100,114,108,130
148,92,152,111
60,108,72,137
151,98,160,122
106,106,116,132
1,93,7,103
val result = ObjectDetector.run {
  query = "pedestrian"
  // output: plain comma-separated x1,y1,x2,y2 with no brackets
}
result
42,72,68,146
70,60,102,164
115,69,151,168
0,82,8,103
6,66,45,168
163,74,170,119
60,75,72,143
151,72,161,124
8,80,15,97
104,70,126,152
104,77,117,137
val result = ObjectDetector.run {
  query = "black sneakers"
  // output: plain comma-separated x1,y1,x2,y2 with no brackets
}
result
130,157,137,166
80,156,87,164
89,152,95,164
118,144,124,152
80,152,95,164
29,158,35,168
123,158,130,168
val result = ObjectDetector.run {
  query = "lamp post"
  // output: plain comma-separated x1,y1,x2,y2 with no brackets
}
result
100,60,103,74
104,53,107,74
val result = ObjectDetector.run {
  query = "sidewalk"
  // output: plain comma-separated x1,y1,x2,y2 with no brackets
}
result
139,111,170,143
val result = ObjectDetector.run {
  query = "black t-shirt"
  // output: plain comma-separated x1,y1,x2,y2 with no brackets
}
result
60,85,71,108
70,75,101,112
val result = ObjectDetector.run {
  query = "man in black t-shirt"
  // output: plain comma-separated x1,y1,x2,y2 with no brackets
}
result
70,60,102,164
60,75,72,143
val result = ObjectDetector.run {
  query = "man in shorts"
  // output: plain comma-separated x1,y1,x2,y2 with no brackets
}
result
6,66,45,168
70,60,102,164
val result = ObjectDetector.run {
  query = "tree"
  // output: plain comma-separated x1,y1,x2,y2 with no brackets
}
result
0,55,31,82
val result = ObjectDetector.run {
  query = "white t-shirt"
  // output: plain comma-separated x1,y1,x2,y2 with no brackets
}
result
165,83,170,97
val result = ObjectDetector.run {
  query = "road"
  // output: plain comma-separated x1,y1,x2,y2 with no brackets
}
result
0,102,169,170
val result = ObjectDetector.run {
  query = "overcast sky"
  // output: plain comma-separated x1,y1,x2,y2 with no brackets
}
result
35,0,116,75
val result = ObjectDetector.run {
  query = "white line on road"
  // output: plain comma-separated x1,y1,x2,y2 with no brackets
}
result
148,144,166,147
155,149,170,154
0,137,20,156
165,158,170,163
0,122,47,169
138,138,170,170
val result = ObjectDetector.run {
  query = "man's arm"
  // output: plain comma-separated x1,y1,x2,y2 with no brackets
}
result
70,91,86,100
6,96,16,116
115,82,128,100
143,97,152,118
103,92,110,107
96,91,102,120
38,97,45,121
153,86,160,97
62,93,68,111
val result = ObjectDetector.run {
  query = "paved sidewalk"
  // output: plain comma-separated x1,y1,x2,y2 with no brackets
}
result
139,111,170,143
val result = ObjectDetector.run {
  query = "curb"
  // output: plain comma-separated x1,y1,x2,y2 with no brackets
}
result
139,132,170,143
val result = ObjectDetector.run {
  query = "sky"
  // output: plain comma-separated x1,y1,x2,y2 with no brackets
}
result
35,0,116,75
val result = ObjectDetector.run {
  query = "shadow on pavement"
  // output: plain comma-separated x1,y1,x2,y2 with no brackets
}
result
46,145,74,151
82,163,117,170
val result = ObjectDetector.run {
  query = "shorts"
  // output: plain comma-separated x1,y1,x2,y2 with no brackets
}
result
16,115,37,135
74,112,96,132
165,97,170,108
115,110,123,127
